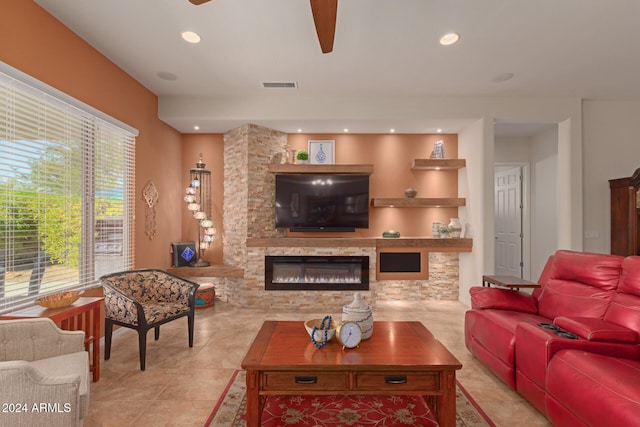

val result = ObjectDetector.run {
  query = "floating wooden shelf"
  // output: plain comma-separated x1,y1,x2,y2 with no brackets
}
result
411,159,466,170
371,197,466,208
246,237,472,252
267,164,374,175
167,265,244,278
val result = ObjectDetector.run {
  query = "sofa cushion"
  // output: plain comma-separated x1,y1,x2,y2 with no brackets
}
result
554,316,639,343
30,351,89,418
546,350,640,427
470,286,538,313
537,251,623,320
142,302,190,324
604,256,640,334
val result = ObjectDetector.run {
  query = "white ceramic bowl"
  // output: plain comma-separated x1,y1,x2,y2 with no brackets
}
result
304,318,336,342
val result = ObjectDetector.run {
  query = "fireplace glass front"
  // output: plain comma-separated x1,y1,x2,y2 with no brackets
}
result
265,256,369,291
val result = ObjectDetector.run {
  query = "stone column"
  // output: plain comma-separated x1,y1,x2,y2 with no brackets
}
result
223,124,287,303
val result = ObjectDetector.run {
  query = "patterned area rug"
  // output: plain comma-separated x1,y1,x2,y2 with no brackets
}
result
205,370,496,427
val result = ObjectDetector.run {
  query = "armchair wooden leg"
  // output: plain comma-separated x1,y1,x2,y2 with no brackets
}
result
104,318,113,360
188,311,195,347
155,326,160,341
138,329,147,371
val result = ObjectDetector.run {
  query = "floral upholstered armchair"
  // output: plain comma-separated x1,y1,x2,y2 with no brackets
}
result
100,269,199,371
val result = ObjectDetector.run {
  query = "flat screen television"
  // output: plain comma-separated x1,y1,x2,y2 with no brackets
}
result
275,174,370,231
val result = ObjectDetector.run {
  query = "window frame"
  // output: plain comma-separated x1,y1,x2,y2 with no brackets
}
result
0,62,138,314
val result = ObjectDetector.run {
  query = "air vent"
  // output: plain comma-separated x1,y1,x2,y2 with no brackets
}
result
262,82,298,89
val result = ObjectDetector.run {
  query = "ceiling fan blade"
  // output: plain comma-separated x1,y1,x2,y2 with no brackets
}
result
310,0,337,54
189,0,211,5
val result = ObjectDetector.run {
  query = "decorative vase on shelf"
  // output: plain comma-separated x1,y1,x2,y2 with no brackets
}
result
404,187,418,198
432,221,443,238
342,293,374,340
448,218,462,238
431,140,445,159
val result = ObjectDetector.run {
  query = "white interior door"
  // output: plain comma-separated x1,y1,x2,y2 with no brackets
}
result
495,167,523,277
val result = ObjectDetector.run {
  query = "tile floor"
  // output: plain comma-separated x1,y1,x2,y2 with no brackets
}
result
86,299,553,426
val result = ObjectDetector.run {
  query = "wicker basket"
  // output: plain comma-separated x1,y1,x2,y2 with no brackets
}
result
304,318,336,341
35,290,81,309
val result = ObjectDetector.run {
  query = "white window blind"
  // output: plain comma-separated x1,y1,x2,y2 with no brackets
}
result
0,63,137,313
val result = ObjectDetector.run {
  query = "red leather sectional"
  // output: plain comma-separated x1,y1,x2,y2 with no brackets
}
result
465,250,640,427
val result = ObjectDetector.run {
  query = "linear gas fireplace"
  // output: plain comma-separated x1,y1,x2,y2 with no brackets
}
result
265,256,369,291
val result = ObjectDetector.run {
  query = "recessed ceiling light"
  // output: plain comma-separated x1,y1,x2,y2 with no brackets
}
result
194,125,200,130
390,128,395,133
297,129,302,133
157,71,177,81
182,31,201,43
437,128,443,133
439,33,459,46
344,128,349,132
492,72,515,83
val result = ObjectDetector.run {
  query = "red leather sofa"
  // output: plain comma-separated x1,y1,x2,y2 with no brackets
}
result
464,250,640,426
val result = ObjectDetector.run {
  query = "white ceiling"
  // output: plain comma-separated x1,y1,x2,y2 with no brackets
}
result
33,0,640,136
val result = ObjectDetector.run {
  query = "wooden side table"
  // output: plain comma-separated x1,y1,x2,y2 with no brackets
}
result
482,275,540,290
0,296,104,382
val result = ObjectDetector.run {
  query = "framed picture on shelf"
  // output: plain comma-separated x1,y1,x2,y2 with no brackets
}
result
308,140,335,164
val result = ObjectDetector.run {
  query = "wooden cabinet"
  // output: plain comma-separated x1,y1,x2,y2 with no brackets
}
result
609,168,640,256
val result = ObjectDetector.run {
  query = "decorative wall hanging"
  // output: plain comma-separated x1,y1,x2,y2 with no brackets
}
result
183,154,216,267
142,180,159,240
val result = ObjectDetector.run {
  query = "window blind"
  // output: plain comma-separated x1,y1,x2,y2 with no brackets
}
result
0,63,137,313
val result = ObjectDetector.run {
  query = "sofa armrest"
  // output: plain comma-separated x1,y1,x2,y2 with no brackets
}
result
0,360,81,425
554,316,639,344
0,318,84,362
515,322,640,375
469,286,538,313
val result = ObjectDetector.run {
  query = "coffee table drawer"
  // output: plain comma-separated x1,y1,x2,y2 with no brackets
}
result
355,372,439,392
262,371,349,391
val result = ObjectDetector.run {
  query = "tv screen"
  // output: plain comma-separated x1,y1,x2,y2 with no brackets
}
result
275,174,370,231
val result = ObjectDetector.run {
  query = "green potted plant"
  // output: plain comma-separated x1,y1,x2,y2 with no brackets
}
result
437,224,451,238
296,149,309,164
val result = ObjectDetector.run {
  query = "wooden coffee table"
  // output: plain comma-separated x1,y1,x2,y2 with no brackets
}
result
241,320,462,427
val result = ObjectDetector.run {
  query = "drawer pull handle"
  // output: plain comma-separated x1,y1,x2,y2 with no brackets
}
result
385,376,407,384
295,376,318,384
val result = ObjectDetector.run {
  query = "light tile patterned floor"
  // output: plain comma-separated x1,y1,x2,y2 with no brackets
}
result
87,300,553,426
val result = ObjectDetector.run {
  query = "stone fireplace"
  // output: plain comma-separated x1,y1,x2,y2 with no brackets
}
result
219,123,466,309
265,255,369,291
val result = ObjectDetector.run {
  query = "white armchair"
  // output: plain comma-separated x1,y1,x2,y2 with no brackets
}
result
0,318,90,427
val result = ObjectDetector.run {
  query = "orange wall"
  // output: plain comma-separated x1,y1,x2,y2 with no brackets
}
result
1,0,183,269
287,133,459,237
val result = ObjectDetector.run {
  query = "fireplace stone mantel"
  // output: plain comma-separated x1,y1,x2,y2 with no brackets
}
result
247,237,472,251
